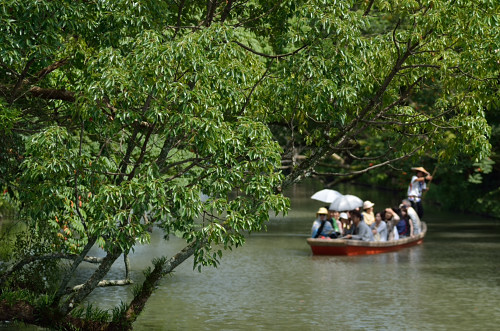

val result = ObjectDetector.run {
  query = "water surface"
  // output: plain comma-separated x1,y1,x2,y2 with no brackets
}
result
3,181,500,330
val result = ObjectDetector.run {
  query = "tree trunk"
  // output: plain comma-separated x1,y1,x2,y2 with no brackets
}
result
117,241,198,329
59,250,122,315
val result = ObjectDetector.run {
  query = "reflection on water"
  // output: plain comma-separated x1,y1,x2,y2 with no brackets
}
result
3,180,500,330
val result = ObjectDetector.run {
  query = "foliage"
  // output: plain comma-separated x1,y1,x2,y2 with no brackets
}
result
0,0,498,329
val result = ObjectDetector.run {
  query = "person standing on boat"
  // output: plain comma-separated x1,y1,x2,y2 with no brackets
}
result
343,210,374,241
371,212,388,241
362,200,376,226
311,207,335,238
407,166,433,218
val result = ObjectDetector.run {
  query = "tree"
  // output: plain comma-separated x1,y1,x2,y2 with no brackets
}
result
1,0,498,329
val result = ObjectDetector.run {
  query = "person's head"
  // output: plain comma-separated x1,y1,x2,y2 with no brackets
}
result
402,199,411,208
329,209,340,220
316,207,328,220
399,205,409,220
383,210,393,221
339,212,348,223
375,212,382,224
363,200,375,212
350,210,362,224
400,205,408,215
412,166,429,178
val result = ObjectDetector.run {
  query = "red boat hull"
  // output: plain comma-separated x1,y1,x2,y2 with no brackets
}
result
307,223,427,256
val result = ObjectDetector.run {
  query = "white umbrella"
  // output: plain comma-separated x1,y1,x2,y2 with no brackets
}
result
329,194,363,211
310,189,343,203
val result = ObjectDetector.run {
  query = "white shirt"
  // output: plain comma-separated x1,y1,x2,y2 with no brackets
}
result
407,175,426,201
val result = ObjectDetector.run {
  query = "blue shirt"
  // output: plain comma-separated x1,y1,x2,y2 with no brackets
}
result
311,219,334,238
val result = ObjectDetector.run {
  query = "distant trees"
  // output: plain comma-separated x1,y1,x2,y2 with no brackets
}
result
0,0,498,329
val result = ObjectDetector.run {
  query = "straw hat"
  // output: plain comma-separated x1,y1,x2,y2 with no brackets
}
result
411,166,429,176
316,207,329,216
363,200,375,209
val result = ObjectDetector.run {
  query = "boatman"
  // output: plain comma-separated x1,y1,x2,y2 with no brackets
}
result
407,166,433,219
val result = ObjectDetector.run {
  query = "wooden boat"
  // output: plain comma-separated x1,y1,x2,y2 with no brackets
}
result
307,222,427,256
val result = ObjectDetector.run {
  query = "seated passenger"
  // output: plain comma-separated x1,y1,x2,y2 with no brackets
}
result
327,208,342,236
311,207,335,238
401,199,421,235
344,210,374,241
362,200,376,226
339,212,353,236
371,212,388,241
383,207,400,241
397,206,414,238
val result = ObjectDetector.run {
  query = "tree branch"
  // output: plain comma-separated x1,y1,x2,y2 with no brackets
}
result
127,123,156,181
10,58,35,102
27,86,76,102
119,241,199,327
174,0,186,38
239,59,273,115
232,41,309,59
400,64,441,70
363,0,375,16
59,250,122,314
53,238,98,304
205,0,219,27
220,0,234,23
65,279,133,294
30,58,69,85
314,143,427,177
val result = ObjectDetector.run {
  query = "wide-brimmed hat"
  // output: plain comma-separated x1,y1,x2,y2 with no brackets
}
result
316,207,329,216
363,200,375,209
411,166,429,176
339,212,348,220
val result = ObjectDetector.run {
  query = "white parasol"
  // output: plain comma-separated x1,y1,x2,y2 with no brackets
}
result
310,189,343,203
328,194,363,211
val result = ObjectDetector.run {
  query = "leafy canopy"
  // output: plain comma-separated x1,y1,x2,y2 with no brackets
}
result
0,0,498,328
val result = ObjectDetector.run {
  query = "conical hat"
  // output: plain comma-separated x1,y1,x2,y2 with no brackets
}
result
411,167,429,176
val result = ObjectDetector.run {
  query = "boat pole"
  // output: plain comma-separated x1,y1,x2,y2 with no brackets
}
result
422,165,438,199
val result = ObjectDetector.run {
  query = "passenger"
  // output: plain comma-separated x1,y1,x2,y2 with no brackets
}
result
362,200,375,226
407,166,433,219
311,207,335,238
327,208,342,236
383,207,400,241
398,205,414,238
344,210,374,241
339,212,354,236
401,199,421,235
371,212,388,241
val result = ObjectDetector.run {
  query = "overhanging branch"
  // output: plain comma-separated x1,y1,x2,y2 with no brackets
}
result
233,41,309,59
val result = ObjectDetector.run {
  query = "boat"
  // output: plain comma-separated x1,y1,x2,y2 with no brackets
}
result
307,222,427,256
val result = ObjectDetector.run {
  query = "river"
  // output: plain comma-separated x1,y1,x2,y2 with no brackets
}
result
3,180,500,330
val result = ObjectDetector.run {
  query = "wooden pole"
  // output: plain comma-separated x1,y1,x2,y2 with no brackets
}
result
422,165,438,198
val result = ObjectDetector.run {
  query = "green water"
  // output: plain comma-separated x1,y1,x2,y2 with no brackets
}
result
3,180,500,330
